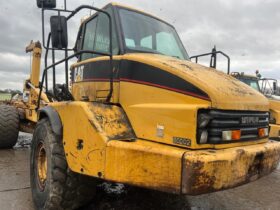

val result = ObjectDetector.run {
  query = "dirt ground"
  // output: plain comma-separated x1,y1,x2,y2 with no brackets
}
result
0,133,280,210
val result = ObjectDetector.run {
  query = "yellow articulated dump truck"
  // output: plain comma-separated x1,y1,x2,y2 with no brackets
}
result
0,1,280,209
231,73,280,141
259,78,280,140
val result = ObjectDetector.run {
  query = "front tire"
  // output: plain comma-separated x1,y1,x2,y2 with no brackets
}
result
0,105,19,148
30,118,97,210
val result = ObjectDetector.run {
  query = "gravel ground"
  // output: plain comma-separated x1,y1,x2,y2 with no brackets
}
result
0,132,279,210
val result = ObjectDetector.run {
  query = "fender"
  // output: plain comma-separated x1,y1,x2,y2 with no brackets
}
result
38,106,62,136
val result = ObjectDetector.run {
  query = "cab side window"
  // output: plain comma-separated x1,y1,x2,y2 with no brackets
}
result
81,17,98,60
94,13,110,53
81,8,119,61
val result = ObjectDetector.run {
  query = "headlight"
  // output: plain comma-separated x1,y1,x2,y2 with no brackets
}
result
197,112,211,144
199,130,208,144
198,113,211,128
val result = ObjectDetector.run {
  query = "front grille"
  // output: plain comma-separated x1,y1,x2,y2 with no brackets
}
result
203,110,269,143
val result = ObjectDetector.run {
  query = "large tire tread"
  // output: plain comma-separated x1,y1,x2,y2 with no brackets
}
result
31,118,97,210
0,105,19,148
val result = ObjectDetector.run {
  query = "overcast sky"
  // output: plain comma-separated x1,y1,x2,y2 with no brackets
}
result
0,0,279,90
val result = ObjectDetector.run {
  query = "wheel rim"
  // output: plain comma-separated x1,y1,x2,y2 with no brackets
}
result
37,142,47,191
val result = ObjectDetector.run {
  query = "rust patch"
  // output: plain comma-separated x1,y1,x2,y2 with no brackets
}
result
182,142,280,195
247,152,264,179
182,159,216,195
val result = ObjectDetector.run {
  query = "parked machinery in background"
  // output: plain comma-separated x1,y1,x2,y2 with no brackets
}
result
191,47,280,140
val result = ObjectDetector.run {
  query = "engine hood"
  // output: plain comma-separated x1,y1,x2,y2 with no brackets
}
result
122,53,269,111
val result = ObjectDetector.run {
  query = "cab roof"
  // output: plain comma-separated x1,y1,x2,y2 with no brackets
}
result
81,2,172,29
110,2,166,23
81,2,169,27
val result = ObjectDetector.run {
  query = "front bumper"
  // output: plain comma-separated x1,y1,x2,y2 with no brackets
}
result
182,140,280,195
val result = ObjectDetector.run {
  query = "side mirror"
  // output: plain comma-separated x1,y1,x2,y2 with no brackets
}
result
50,16,68,49
37,0,56,8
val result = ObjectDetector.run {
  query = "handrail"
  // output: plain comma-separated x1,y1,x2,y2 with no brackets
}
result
37,50,111,110
38,4,114,109
190,49,231,74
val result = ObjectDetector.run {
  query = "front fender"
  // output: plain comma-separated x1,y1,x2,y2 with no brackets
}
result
38,106,62,136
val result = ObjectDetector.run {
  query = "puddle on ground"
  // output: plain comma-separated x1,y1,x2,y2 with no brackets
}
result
14,132,32,149
83,183,190,210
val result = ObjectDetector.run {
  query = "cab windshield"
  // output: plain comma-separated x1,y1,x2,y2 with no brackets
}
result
119,9,189,60
239,78,261,92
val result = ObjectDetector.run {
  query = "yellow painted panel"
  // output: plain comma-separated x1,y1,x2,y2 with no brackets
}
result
72,81,119,103
270,124,280,139
121,53,269,111
120,81,268,149
51,102,108,177
269,99,280,124
120,81,209,148
105,139,186,193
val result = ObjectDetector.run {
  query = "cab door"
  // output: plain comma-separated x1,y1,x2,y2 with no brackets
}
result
71,8,120,103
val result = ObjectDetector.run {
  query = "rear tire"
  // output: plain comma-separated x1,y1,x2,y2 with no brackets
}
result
31,118,97,210
0,105,19,148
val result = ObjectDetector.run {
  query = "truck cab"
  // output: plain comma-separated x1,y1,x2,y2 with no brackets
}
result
71,3,272,149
